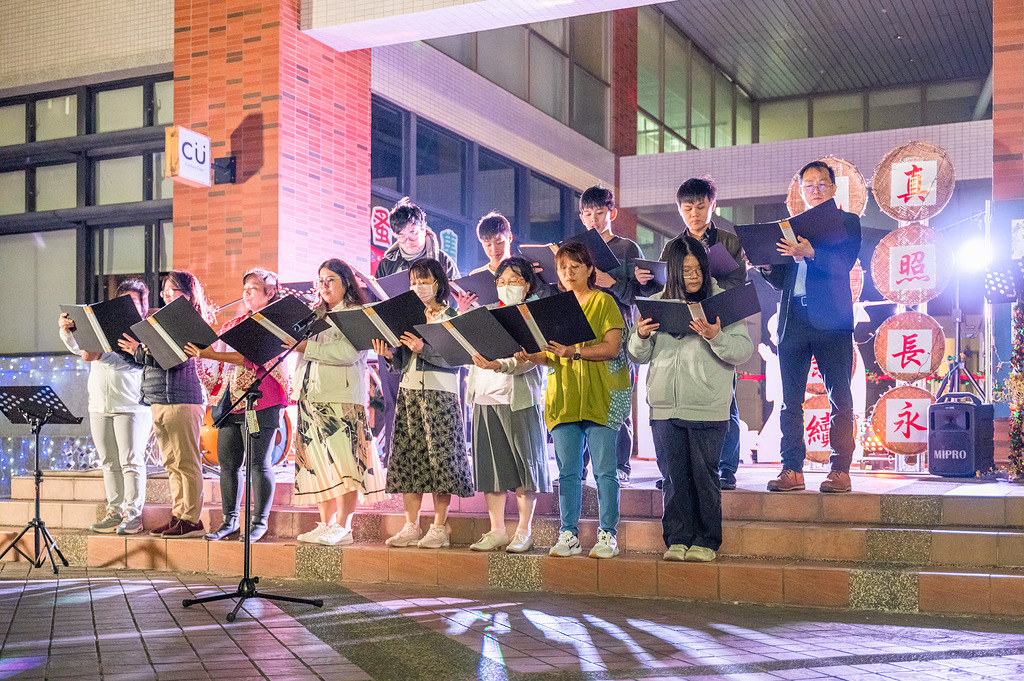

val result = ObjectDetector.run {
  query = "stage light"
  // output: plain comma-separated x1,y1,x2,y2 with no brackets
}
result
958,237,992,272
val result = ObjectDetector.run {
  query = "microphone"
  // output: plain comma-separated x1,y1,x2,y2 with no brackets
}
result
293,304,327,333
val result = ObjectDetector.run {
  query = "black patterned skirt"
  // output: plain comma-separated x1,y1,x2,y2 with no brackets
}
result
386,388,474,497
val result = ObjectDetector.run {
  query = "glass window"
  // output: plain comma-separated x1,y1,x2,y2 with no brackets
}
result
95,225,146,276
926,80,983,125
759,99,809,142
0,229,77,354
572,66,608,146
637,112,661,155
371,100,403,192
0,171,26,215
531,19,566,50
637,6,661,117
154,80,174,125
714,74,733,147
529,174,563,244
426,34,476,69
475,151,516,223
735,90,753,146
664,130,687,152
0,104,27,146
35,163,77,211
96,156,144,204
664,25,688,137
570,13,607,81
477,27,527,100
154,152,173,200
415,122,464,215
813,93,863,136
636,223,663,258
159,220,174,272
96,86,144,133
35,94,78,141
689,52,712,149
869,87,920,131
425,212,468,272
529,34,568,123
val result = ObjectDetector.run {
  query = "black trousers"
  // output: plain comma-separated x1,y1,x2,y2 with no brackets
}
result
652,418,727,550
217,405,282,528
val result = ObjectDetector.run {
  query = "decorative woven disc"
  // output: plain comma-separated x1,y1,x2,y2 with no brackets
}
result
871,141,955,222
802,394,833,463
873,311,945,381
869,223,953,305
806,349,859,396
787,156,868,217
850,259,864,303
870,386,934,456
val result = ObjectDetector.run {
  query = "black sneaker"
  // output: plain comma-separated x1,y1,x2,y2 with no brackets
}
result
720,472,737,491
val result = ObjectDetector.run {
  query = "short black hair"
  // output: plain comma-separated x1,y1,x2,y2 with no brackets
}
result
476,212,511,240
579,185,615,211
409,258,450,305
390,197,426,234
798,161,836,184
116,278,149,316
676,176,717,205
494,256,537,296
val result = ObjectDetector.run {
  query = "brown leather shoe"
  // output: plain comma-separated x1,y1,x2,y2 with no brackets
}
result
766,469,805,492
820,470,852,493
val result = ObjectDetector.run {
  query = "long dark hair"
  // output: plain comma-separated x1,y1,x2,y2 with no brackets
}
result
664,235,712,303
494,256,537,298
554,241,596,289
409,257,450,304
318,258,365,308
164,270,217,324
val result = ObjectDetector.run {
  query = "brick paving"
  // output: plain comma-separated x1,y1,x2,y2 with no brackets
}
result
3,561,1024,680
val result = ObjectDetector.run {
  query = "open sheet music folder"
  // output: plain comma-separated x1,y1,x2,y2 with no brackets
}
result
60,295,143,354
734,198,842,266
520,229,621,286
449,269,499,307
413,306,523,365
490,291,597,354
327,290,427,351
129,296,219,370
635,282,761,336
218,295,330,366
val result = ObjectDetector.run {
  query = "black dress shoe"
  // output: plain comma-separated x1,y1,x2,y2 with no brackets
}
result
206,519,239,541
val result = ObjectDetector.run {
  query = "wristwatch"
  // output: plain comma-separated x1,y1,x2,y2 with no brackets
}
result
571,348,581,361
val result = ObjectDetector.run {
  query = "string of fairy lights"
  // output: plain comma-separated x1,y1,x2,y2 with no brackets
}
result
0,355,98,498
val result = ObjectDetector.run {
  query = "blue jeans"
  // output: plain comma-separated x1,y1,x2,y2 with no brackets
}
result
718,375,741,480
551,420,620,535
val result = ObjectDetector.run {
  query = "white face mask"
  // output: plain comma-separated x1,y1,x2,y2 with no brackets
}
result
412,283,436,303
497,285,526,307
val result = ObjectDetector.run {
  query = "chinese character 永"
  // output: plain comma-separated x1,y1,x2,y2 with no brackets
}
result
893,400,927,439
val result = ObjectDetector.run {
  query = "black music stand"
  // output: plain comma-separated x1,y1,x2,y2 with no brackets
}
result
182,317,323,621
0,386,82,573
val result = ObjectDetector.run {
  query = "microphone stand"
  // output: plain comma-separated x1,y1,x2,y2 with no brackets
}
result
182,314,324,622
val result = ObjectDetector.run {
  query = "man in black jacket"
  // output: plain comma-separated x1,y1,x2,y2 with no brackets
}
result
760,161,861,493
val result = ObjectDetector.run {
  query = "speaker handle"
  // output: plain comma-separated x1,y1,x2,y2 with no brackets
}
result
935,392,984,407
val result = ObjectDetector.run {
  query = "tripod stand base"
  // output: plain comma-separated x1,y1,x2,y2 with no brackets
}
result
182,576,323,622
0,520,70,574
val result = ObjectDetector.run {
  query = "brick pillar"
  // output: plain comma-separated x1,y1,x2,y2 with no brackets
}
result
172,0,371,308
993,0,1024,202
610,8,638,241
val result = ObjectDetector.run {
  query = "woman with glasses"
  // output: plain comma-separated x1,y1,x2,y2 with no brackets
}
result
466,256,551,554
118,270,217,539
291,259,387,546
516,241,630,560
185,268,290,543
628,236,752,563
374,258,474,550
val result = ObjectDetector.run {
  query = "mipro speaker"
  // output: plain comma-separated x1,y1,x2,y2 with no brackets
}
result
927,392,994,477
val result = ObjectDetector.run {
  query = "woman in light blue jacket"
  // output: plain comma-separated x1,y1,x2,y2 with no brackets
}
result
628,236,752,563
466,257,551,554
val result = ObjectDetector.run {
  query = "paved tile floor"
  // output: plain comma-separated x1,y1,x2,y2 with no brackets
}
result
2,562,1024,680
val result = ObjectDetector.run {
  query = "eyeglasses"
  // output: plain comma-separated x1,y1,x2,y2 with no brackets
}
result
495,277,526,287
682,268,702,278
801,182,833,193
317,278,339,288
558,263,586,274
393,228,424,244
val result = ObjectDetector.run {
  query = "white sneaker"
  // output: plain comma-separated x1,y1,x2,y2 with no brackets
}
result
417,523,451,549
470,530,509,552
506,532,534,554
549,530,582,557
663,544,688,561
684,545,716,562
616,469,630,487
297,521,330,543
590,529,619,559
385,522,423,547
317,524,354,546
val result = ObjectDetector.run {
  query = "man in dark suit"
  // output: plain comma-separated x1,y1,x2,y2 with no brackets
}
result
760,161,861,493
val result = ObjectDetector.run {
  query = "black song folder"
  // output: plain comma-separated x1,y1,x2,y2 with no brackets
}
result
129,296,219,370
734,198,842,266
327,290,427,351
518,244,559,286
61,295,143,354
630,258,667,287
374,270,411,299
707,243,743,279
450,269,499,307
413,307,523,365
490,291,597,354
352,269,389,303
564,228,621,273
218,295,330,367
635,282,761,336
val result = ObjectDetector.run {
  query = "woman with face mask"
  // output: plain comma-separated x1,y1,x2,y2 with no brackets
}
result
465,257,551,553
628,236,752,564
373,258,474,550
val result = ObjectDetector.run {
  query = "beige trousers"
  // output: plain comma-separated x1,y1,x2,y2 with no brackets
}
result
151,403,205,523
